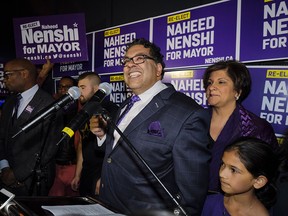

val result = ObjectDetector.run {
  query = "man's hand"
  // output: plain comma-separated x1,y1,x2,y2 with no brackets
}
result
71,176,80,191
0,167,17,186
41,57,54,75
37,57,54,86
95,178,101,195
90,115,107,139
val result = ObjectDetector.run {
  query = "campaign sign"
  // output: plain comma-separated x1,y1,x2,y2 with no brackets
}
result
0,62,9,97
13,13,88,64
240,0,288,62
53,33,94,78
100,73,130,106
94,20,151,74
242,66,288,137
152,0,237,69
163,69,207,107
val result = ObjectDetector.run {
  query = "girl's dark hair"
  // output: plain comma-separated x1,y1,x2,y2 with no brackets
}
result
224,137,280,209
125,38,165,78
203,60,251,102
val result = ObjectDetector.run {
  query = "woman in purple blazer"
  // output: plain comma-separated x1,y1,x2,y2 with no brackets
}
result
203,60,279,193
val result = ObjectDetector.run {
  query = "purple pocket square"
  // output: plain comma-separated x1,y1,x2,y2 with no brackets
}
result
148,121,164,137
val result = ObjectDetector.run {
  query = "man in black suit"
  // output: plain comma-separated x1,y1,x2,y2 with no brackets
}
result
71,72,118,196
90,38,212,215
0,58,63,196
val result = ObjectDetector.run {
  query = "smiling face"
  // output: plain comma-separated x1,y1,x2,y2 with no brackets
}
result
123,44,162,95
205,69,239,108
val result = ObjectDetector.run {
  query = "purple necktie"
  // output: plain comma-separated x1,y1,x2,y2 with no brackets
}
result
117,95,140,125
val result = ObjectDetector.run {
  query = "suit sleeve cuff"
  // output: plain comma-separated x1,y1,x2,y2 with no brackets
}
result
0,160,10,170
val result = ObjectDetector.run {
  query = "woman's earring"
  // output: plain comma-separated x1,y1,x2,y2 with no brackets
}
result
235,95,239,100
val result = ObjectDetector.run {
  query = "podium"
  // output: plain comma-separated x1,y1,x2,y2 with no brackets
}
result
7,196,117,216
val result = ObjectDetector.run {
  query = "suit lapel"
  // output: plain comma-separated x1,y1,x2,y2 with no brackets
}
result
16,89,43,126
123,97,165,135
110,86,175,153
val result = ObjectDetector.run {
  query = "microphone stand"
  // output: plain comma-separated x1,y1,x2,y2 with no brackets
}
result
100,110,188,216
21,114,58,195
10,123,50,196
28,121,51,196
12,111,55,139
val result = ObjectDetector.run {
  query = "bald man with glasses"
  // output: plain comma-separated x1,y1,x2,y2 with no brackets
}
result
0,58,63,196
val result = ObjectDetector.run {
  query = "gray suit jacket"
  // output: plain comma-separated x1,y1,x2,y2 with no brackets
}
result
99,84,212,216
0,88,63,195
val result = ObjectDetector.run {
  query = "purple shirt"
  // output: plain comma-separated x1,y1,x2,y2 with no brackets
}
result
201,193,229,216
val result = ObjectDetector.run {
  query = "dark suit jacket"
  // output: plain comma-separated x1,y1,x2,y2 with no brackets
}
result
0,88,63,195
99,84,211,216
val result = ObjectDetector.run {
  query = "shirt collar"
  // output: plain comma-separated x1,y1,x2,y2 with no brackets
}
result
20,84,39,101
138,81,167,102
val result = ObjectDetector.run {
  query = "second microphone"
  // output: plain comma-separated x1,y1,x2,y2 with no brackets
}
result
61,82,113,140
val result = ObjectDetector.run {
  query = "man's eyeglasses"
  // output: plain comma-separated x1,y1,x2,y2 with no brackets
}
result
121,55,155,66
3,69,25,79
58,85,72,90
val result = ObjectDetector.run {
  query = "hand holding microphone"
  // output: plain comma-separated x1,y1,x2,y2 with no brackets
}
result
89,115,107,139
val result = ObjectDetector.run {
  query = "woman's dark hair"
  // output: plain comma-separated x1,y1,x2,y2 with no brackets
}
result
224,137,280,209
203,60,251,102
125,38,165,78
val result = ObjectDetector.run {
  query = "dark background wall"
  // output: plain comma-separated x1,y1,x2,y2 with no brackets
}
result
0,0,218,59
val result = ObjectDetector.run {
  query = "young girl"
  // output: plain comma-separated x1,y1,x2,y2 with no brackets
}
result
201,137,284,216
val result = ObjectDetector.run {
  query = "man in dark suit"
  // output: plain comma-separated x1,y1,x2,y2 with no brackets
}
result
0,58,63,196
90,38,212,215
71,72,118,196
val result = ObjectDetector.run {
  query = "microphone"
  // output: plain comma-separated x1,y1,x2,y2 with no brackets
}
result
12,86,81,138
60,82,112,141
90,82,113,102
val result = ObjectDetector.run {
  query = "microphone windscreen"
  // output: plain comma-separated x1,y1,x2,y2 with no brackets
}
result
99,82,113,96
67,86,81,100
